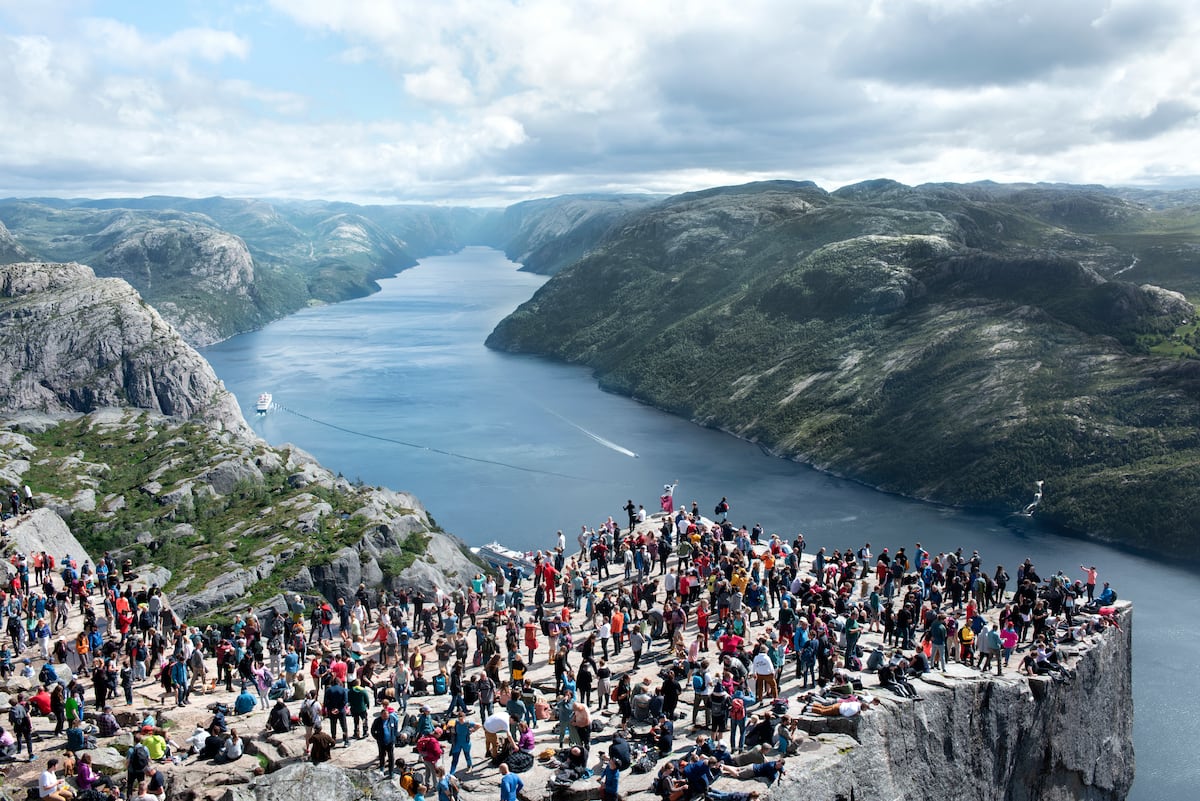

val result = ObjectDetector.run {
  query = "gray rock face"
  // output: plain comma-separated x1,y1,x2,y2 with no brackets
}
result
226,763,412,801
0,262,249,436
0,220,30,265
3,508,95,568
773,604,1135,801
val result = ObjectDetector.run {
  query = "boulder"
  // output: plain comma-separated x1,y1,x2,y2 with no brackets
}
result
78,746,126,775
3,508,95,568
241,764,412,801
204,458,265,496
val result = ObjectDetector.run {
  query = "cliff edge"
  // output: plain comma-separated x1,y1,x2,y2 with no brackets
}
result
773,604,1134,801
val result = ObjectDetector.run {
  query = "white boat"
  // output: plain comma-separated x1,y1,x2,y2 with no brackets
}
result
255,393,272,415
471,542,535,577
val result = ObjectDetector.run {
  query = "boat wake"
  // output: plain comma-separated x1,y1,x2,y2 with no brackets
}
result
539,404,639,458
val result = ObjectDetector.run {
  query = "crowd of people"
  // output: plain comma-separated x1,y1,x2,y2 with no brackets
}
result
0,487,1123,801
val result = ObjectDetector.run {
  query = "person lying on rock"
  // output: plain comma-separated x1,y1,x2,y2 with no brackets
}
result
808,697,876,717
719,758,786,785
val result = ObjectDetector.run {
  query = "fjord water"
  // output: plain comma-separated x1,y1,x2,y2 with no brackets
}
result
204,247,1189,800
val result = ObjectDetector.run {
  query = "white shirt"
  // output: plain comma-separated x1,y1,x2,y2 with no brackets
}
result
752,653,775,676
39,770,59,798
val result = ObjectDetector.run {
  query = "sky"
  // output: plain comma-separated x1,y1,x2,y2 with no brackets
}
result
1,0,1198,205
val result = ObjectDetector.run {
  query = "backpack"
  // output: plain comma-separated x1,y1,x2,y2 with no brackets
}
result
8,703,27,730
433,674,447,695
383,713,399,745
730,697,746,720
691,673,704,692
299,701,316,726
128,743,150,773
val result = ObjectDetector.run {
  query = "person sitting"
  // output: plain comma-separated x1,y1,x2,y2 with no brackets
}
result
608,731,631,770
0,724,17,760
141,727,169,761
650,714,674,754
218,729,244,763
653,762,686,801
185,724,208,757
207,703,229,733
199,728,226,760
37,757,75,801
877,663,918,699
95,707,121,738
233,684,257,715
516,721,535,754
268,699,292,733
75,753,116,792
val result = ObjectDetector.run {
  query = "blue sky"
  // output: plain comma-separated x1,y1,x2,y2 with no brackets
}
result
1,0,1198,204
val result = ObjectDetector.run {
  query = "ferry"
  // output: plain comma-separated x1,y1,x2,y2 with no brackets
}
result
255,393,272,415
471,542,536,578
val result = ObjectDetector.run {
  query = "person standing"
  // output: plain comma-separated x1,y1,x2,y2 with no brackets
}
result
309,721,335,764
124,733,150,798
323,678,350,747
449,710,479,773
1080,565,1098,602
349,679,372,739
499,763,523,801
9,692,34,760
371,706,398,777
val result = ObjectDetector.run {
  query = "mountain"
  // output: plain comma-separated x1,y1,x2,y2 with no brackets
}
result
0,197,490,345
488,180,1200,557
476,194,661,274
0,220,30,263
0,261,481,623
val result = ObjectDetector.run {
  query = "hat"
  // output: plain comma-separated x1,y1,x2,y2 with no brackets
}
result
142,725,154,733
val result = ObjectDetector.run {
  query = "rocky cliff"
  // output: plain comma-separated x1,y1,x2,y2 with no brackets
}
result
0,220,30,264
0,263,482,622
0,262,247,432
775,605,1134,801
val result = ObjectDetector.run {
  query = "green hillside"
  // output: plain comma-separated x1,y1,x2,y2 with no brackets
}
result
489,181,1200,556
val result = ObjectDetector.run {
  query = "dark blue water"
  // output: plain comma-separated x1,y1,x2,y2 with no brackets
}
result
203,246,1189,800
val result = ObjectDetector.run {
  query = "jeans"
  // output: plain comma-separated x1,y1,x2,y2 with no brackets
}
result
730,717,746,751
449,744,473,773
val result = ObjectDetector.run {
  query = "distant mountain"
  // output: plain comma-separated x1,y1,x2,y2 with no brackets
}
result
0,197,493,345
488,180,1200,557
0,220,30,263
476,194,661,274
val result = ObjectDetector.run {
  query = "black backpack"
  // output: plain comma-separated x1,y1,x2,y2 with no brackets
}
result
128,743,150,773
9,703,28,730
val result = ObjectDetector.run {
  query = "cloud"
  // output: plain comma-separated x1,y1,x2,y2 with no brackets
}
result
1104,100,1199,141
0,1,1198,203
836,0,1180,88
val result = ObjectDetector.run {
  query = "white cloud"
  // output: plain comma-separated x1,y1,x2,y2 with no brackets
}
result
0,1,1198,202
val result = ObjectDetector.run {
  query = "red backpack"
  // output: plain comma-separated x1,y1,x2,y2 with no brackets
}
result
730,697,746,720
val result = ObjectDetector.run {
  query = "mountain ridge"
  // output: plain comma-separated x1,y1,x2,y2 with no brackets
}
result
487,180,1200,557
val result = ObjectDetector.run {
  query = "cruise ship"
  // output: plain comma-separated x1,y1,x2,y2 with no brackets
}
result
471,542,535,577
255,393,272,415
